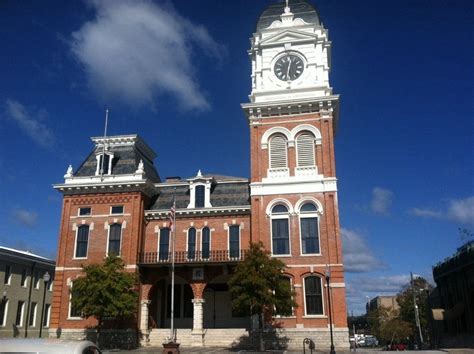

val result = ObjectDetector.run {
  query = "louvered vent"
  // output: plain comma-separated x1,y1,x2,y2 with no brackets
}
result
269,135,288,168
296,133,315,167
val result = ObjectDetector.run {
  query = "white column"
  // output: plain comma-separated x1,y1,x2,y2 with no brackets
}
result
191,298,205,346
140,300,151,334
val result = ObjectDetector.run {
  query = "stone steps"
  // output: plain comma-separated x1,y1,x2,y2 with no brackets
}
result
148,328,250,347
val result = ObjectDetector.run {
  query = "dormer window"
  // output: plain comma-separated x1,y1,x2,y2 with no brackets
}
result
95,152,114,176
187,170,214,209
195,185,205,208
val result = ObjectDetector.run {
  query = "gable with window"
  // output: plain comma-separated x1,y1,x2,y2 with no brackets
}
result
75,225,90,258
95,151,114,176
299,202,321,254
271,204,290,255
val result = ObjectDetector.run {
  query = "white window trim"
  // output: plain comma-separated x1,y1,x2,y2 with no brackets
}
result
275,276,295,318
68,281,82,320
44,304,51,328
29,302,37,327
106,223,122,257
73,225,90,260
157,227,171,261
48,279,54,292
16,301,25,327
299,213,322,256
201,227,212,259
4,266,12,285
268,134,288,170
295,132,316,167
20,270,28,288
187,181,212,209
34,272,40,289
302,275,325,317
0,300,8,327
227,224,241,260
94,151,114,176
270,210,291,257
78,207,92,217
186,228,197,260
110,205,124,215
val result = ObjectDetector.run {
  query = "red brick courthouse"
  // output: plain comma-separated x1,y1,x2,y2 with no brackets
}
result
50,0,349,349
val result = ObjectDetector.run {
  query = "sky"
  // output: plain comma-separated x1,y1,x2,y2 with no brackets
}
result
0,0,472,315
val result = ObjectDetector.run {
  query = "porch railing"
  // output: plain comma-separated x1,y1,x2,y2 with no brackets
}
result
139,249,249,265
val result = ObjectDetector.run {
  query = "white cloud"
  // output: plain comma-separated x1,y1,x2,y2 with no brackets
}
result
4,99,55,148
11,209,39,228
409,196,474,226
71,0,224,110
341,228,385,273
370,187,393,215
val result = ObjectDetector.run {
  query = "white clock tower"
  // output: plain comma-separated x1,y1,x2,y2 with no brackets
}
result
242,1,349,349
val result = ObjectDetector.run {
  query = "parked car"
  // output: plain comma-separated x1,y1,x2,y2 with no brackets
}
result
364,335,379,347
0,339,102,354
390,342,407,351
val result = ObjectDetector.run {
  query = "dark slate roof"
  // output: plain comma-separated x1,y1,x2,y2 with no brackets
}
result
256,0,320,31
74,145,160,183
150,176,250,210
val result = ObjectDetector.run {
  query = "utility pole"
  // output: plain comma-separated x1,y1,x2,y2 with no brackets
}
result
410,272,424,347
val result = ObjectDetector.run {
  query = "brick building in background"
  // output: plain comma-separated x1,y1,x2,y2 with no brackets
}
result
51,0,349,349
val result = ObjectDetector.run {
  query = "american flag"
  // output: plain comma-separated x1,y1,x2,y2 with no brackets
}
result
169,202,176,231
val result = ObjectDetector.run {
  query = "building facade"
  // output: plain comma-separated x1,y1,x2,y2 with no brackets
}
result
431,240,474,348
0,247,55,338
51,0,349,349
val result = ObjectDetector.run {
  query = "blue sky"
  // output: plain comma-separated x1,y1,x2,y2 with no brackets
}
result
0,0,472,314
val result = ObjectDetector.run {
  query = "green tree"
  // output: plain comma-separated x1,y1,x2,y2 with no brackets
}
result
379,318,413,344
71,256,138,344
228,242,296,351
367,306,392,339
396,276,432,343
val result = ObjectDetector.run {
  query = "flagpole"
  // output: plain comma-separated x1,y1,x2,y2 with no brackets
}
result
100,108,109,181
170,188,177,342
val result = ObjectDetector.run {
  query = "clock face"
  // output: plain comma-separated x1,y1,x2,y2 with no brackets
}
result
274,54,304,81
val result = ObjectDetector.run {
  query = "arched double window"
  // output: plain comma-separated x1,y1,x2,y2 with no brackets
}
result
201,227,210,259
75,225,89,258
269,134,288,169
108,223,122,256
299,202,320,254
304,276,323,315
296,132,316,167
271,204,290,255
187,228,196,260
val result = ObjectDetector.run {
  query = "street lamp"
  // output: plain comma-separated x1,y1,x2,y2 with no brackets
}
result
325,265,336,354
39,272,50,338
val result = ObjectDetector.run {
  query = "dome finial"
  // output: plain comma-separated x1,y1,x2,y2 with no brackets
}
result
284,0,290,13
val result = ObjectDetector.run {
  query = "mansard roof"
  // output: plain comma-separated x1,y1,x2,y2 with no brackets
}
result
150,174,250,210
72,134,160,182
256,0,321,32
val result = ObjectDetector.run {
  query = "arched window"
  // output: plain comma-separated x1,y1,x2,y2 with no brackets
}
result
108,223,122,256
202,227,210,259
299,202,320,254
195,185,205,208
304,276,323,315
229,225,240,259
271,204,290,255
75,225,89,258
296,132,315,167
159,228,170,261
275,276,294,316
269,134,288,169
187,228,196,259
